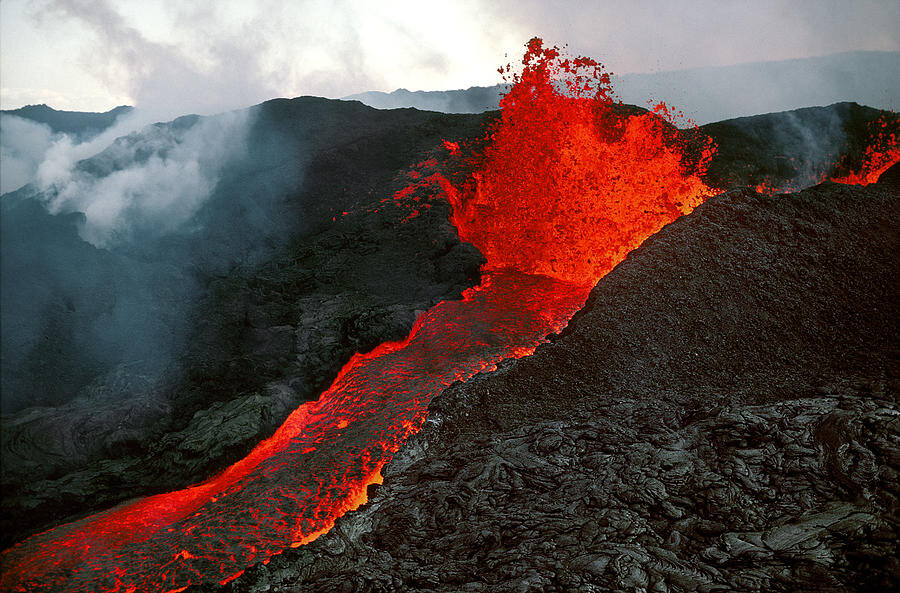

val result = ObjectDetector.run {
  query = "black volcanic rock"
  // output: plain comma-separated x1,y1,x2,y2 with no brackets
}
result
879,160,900,188
701,102,899,190
3,96,898,581
0,98,489,547
198,177,898,592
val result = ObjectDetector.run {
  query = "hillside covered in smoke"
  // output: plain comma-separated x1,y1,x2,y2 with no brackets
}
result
1,98,489,546
1,104,133,140
0,105,134,194
0,93,897,592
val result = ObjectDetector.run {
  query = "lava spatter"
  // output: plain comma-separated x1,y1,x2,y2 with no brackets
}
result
830,114,900,185
753,112,900,194
444,38,716,284
2,38,715,592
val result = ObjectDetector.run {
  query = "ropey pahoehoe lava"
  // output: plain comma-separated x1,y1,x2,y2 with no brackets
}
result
1,38,897,593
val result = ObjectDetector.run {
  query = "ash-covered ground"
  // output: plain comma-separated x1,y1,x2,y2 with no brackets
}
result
195,164,899,593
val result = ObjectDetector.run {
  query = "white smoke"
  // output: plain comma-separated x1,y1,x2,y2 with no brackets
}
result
0,115,56,193
36,108,252,246
1,105,175,195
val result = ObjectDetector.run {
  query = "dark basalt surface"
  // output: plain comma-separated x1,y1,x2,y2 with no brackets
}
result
2,99,896,581
700,102,899,189
0,98,488,548
196,169,898,592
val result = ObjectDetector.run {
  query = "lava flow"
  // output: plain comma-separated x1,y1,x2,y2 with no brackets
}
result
1,38,714,593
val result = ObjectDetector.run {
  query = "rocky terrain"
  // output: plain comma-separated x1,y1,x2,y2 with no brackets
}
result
193,167,899,592
2,98,897,590
0,98,488,547
700,102,896,189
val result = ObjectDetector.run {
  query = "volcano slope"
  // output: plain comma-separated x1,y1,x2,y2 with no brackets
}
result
1,98,895,580
0,98,488,547
701,102,898,190
1,104,133,142
196,166,899,593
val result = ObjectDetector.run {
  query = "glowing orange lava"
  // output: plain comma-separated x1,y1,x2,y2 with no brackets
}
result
755,113,900,194
1,272,589,593
445,38,716,284
1,38,715,592
830,114,900,185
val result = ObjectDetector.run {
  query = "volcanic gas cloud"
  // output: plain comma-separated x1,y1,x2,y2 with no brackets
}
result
0,38,749,593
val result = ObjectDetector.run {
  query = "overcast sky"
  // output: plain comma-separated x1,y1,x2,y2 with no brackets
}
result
2,0,898,114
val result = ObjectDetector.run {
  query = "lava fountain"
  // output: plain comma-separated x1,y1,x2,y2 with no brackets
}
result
443,38,715,284
0,38,715,592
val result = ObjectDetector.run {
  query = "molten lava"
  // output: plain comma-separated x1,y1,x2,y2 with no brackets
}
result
1,273,588,593
445,39,715,284
1,38,716,592
830,114,900,185
755,112,900,193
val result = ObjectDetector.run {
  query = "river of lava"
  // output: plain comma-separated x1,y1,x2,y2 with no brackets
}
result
1,38,714,593
0,272,589,593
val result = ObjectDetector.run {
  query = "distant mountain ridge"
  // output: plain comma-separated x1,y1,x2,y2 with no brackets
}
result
1,103,133,141
5,51,895,140
343,85,502,114
344,51,900,124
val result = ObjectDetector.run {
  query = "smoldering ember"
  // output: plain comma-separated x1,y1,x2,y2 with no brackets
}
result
1,39,898,593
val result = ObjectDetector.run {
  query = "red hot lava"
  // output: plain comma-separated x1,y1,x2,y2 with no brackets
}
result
755,113,900,193
830,114,900,185
1,271,587,593
444,38,716,284
1,38,715,592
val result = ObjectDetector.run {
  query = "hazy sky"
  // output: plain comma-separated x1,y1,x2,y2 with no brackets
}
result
2,0,898,114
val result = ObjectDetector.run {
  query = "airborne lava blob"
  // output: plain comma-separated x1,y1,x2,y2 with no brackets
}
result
1,38,714,592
